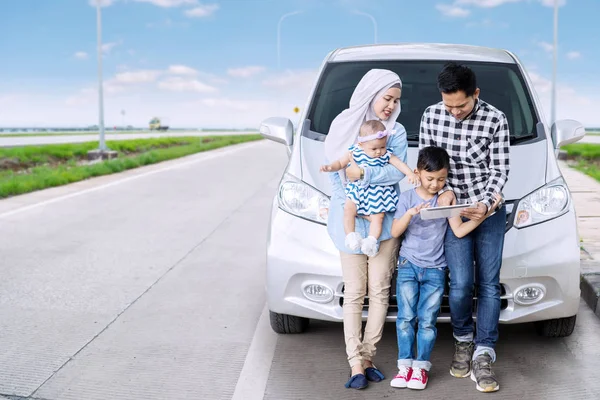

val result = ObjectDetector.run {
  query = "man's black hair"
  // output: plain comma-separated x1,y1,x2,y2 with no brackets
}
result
417,146,450,172
437,62,477,97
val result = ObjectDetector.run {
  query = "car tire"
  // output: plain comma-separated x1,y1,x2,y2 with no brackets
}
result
269,311,309,334
534,315,577,337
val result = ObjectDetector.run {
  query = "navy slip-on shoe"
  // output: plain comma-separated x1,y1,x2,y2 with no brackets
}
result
345,373,368,389
365,367,385,382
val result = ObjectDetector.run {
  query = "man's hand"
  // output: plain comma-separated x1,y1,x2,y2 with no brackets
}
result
438,190,456,206
408,202,430,216
461,202,487,221
345,153,362,182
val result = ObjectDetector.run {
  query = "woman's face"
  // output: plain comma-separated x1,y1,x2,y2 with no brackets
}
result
372,87,401,120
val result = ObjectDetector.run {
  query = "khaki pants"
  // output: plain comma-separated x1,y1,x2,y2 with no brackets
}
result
340,238,400,368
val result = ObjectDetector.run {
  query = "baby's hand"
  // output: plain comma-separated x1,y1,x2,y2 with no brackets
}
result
320,165,333,173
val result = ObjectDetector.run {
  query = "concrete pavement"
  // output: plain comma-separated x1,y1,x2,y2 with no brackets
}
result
0,141,600,399
0,130,256,147
560,159,600,318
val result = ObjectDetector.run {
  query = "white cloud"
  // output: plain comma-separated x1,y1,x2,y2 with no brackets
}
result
114,70,162,84
157,77,218,93
566,51,581,60
132,0,197,7
185,4,219,17
537,41,554,53
262,70,318,92
102,42,120,54
168,65,198,75
538,0,566,7
465,18,508,28
528,71,596,126
89,0,116,7
227,66,266,78
436,4,470,17
456,0,520,7
74,51,89,60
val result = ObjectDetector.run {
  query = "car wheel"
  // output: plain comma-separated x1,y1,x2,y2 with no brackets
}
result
269,311,309,334
534,315,577,337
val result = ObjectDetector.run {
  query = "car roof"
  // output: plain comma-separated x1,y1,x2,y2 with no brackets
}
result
329,43,516,64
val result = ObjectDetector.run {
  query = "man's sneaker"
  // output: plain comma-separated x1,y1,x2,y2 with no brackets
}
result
450,340,474,378
407,367,428,390
390,366,412,388
471,354,500,392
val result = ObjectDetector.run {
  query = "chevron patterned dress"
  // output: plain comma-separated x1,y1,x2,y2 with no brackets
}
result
345,145,398,216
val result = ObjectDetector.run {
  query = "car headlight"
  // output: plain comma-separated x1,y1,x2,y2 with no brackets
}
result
513,177,570,229
278,173,330,225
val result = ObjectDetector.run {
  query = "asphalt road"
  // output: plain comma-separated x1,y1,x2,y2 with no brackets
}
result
0,130,256,147
1,140,599,399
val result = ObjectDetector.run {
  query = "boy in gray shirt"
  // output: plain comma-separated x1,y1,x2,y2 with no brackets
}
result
389,146,500,391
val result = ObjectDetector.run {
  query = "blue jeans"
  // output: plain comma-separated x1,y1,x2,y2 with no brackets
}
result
396,257,446,371
444,206,506,355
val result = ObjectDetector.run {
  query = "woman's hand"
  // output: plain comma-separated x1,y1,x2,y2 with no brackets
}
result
406,172,419,186
345,153,362,182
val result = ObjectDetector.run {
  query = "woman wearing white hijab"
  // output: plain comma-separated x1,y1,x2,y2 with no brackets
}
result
324,69,409,390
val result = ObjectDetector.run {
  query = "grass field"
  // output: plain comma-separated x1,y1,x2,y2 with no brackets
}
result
0,135,262,198
562,143,600,182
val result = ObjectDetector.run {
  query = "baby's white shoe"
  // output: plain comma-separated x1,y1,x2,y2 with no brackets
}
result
361,236,380,257
345,232,362,251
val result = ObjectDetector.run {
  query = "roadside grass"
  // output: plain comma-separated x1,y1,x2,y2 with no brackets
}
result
562,143,600,182
0,130,255,137
0,135,262,198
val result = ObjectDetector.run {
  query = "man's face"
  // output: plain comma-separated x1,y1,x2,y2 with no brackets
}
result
441,88,480,120
417,168,448,194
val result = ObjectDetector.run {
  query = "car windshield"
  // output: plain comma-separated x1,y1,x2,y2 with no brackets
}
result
308,61,539,145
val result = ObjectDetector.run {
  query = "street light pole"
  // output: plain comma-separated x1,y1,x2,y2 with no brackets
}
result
551,0,558,126
353,10,377,44
96,2,106,151
277,11,302,70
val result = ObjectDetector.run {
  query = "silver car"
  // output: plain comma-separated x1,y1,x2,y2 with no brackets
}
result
259,44,585,337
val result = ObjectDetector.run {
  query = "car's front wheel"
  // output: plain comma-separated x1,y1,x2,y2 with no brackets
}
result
534,315,577,337
269,311,309,334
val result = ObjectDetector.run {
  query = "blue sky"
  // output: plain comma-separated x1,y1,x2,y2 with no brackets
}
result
0,0,598,128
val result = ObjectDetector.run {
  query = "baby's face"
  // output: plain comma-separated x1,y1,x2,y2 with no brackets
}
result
359,137,387,158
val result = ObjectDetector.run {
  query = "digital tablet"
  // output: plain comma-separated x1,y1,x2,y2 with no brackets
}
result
420,203,476,220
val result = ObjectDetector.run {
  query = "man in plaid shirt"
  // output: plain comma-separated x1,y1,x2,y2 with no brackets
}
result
419,62,510,393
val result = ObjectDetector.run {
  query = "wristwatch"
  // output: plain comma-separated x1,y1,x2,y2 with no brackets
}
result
359,168,365,180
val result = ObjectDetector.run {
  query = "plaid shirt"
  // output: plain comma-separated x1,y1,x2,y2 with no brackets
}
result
419,99,510,210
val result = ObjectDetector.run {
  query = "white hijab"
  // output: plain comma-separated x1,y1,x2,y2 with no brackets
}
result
324,69,402,165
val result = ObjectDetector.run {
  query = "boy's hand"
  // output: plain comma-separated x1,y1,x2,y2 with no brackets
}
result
320,164,333,172
408,202,430,216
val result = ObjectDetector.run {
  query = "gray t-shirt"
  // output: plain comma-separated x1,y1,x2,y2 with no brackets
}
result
394,189,448,269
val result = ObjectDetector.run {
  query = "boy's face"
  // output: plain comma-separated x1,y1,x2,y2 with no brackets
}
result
417,168,448,194
358,137,387,158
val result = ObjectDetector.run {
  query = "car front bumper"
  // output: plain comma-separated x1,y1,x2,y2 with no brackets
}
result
265,199,581,323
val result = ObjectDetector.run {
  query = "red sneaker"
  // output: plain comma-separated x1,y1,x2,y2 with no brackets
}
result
407,367,428,390
390,366,412,388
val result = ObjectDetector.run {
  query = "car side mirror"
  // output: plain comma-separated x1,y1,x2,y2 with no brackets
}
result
552,119,585,148
259,117,294,147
